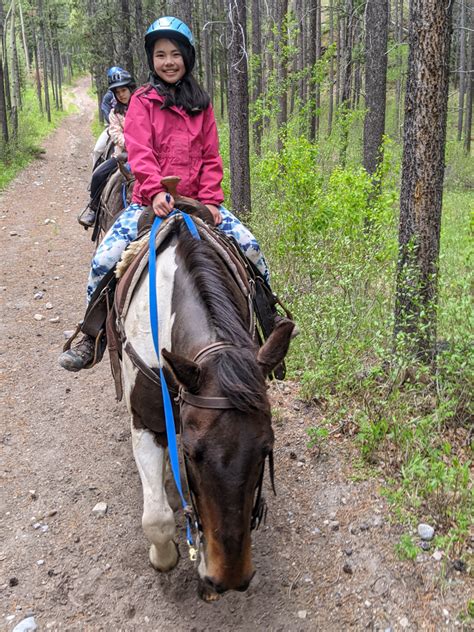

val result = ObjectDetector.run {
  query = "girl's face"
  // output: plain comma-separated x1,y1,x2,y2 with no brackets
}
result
153,39,185,84
114,86,131,105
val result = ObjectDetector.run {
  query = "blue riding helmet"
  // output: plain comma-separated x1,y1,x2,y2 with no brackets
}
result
107,66,124,79
145,17,195,73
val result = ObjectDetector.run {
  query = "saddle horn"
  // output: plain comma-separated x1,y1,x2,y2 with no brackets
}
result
161,176,181,198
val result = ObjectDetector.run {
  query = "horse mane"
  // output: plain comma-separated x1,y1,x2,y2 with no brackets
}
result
177,227,268,413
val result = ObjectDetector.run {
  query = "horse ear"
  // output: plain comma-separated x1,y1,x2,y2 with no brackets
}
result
162,348,201,392
257,319,296,377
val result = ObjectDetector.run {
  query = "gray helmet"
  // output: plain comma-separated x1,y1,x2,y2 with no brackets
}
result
108,69,134,90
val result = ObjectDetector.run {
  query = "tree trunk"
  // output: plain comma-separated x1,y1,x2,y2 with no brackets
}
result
457,0,466,142
251,0,263,154
328,0,334,135
339,0,355,166
55,43,63,110
394,0,453,362
395,0,404,137
0,51,8,145
335,6,341,108
363,0,389,176
18,0,30,75
0,0,10,143
1,0,11,113
297,0,306,106
9,0,19,137
226,0,251,215
120,0,135,77
134,0,147,83
202,1,213,102
219,45,226,119
38,0,51,122
32,18,43,114
309,0,321,141
464,22,473,154
276,0,288,151
168,0,192,28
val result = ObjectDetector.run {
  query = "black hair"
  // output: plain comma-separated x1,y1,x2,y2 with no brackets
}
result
112,83,137,115
148,39,210,114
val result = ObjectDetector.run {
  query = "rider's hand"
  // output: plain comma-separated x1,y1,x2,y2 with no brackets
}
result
205,204,222,226
152,191,174,217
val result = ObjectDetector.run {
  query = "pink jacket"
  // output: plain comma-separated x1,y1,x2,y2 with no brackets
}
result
124,86,224,207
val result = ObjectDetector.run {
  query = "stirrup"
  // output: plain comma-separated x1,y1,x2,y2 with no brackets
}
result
63,324,106,370
77,205,97,229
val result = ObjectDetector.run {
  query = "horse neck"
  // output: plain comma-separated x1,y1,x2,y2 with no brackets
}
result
172,242,251,360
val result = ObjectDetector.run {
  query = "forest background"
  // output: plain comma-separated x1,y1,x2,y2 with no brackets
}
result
0,0,472,578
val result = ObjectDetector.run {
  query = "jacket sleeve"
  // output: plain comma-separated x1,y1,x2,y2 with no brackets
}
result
124,93,165,205
101,91,114,124
108,111,125,151
198,105,224,206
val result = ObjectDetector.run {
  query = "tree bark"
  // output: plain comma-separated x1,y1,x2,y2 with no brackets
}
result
395,0,404,137
309,0,321,141
226,0,251,215
18,0,30,75
457,0,466,141
251,0,263,153
9,0,19,137
0,49,8,145
31,11,43,114
394,0,453,362
168,0,192,28
464,22,473,154
38,0,51,122
120,0,135,77
328,0,334,135
363,0,389,176
276,0,288,150
202,1,214,102
1,0,11,113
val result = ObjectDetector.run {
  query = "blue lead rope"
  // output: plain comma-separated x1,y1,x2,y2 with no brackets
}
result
148,211,200,554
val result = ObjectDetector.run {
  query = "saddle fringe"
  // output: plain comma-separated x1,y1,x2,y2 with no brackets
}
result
116,235,150,279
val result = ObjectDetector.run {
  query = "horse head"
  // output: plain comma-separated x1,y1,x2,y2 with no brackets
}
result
163,318,295,601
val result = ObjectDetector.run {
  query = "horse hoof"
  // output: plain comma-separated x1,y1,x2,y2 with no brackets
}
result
149,541,179,571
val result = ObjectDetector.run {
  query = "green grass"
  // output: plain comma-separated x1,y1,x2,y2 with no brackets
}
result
0,84,72,191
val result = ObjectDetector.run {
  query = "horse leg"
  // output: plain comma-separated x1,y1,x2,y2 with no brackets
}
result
131,423,179,572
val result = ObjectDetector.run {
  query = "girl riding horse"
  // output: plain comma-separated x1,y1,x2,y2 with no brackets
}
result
60,16,281,372
80,69,136,228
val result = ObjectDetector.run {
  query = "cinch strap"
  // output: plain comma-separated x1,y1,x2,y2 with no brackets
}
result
148,211,200,550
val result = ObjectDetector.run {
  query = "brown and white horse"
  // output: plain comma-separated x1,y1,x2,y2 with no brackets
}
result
120,222,294,600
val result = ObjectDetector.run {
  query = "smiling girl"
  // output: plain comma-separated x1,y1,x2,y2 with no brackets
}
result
60,17,275,372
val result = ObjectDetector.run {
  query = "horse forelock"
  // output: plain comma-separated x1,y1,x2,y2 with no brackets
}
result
215,349,269,413
176,228,268,413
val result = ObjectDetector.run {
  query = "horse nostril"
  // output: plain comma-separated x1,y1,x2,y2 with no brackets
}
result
236,571,255,592
203,576,225,594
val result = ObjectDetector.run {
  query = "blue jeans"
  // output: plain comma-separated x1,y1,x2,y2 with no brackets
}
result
87,204,270,302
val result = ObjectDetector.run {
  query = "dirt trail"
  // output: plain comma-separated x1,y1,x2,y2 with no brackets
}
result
0,78,470,632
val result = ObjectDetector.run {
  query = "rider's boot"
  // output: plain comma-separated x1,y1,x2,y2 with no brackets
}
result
78,206,97,228
58,334,96,372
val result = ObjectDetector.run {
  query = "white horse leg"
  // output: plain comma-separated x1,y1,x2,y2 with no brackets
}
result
131,423,178,572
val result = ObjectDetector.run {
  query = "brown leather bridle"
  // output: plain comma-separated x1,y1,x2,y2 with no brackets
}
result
176,341,275,536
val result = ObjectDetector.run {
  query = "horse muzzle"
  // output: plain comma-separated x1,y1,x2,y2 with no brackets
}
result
198,571,255,602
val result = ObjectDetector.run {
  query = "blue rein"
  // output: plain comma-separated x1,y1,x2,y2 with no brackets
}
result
148,211,200,557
